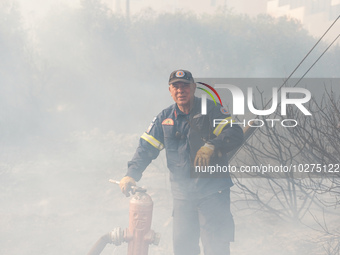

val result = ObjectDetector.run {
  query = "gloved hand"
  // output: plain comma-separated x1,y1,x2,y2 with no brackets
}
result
119,176,136,197
194,143,215,167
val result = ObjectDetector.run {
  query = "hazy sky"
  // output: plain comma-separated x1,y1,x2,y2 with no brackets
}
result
16,0,340,45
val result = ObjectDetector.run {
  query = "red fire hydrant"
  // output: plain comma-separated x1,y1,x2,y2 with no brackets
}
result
125,191,160,254
87,182,160,255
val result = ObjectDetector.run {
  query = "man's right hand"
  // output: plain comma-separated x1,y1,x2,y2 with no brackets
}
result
119,176,136,197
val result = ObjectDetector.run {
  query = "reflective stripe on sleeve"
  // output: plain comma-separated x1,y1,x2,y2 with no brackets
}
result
213,117,233,136
141,132,164,150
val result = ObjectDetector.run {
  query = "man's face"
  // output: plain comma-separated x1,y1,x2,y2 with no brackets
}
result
169,82,196,108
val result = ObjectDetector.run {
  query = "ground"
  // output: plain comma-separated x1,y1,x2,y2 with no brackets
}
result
0,130,338,255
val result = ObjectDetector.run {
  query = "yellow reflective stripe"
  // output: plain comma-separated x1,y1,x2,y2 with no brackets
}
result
213,117,233,136
141,133,164,150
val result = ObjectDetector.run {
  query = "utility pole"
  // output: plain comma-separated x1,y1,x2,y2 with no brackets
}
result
126,0,130,21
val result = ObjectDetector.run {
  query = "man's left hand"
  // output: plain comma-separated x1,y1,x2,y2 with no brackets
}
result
194,143,215,167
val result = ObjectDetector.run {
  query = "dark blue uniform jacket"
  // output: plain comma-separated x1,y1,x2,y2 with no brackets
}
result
127,97,244,199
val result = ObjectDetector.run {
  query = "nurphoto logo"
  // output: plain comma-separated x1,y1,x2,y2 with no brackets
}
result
196,79,313,128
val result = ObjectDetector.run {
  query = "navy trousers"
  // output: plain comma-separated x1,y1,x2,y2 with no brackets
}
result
173,189,234,255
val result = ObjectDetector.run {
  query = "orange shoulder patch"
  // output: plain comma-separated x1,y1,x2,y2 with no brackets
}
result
162,118,174,125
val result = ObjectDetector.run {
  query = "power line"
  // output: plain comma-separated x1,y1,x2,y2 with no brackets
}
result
279,14,339,90
261,14,340,112
228,14,340,162
293,33,340,88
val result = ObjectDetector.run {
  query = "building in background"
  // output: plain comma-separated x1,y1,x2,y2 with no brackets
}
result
267,0,340,40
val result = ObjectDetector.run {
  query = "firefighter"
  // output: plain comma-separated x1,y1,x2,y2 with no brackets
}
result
119,70,244,255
